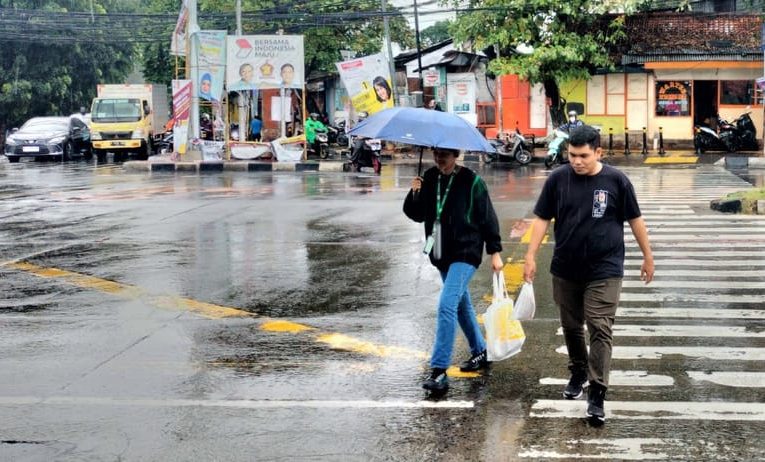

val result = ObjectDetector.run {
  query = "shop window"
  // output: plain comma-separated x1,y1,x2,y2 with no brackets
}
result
476,103,496,127
721,80,754,105
655,81,690,116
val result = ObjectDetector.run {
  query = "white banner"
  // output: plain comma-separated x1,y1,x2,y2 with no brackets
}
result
447,73,477,125
335,53,393,115
226,35,305,91
170,0,189,57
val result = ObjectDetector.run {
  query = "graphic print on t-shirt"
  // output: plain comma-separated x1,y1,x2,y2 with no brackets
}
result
592,189,608,218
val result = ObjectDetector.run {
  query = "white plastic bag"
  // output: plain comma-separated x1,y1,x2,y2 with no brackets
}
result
512,282,536,321
484,272,526,361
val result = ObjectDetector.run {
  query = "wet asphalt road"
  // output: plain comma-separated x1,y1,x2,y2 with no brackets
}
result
0,157,763,461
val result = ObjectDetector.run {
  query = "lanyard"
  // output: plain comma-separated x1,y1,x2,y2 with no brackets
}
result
435,173,455,221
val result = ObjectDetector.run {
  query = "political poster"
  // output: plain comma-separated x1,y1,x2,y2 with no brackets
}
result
195,31,227,102
226,35,304,91
172,79,192,155
336,53,393,115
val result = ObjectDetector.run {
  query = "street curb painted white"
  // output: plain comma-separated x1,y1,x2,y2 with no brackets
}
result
123,160,347,174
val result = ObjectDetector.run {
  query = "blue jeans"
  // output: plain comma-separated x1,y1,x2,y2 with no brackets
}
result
430,262,486,369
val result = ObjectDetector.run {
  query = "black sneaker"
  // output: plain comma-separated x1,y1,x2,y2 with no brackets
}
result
586,382,607,425
459,350,490,372
422,368,449,392
562,370,588,400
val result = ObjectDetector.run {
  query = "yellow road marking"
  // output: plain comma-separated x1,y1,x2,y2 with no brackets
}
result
3,260,491,378
316,333,428,360
261,320,314,333
3,261,250,319
644,156,698,164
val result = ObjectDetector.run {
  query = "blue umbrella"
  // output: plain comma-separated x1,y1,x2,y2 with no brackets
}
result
348,107,495,174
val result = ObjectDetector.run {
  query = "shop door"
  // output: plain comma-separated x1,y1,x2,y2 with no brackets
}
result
693,80,718,128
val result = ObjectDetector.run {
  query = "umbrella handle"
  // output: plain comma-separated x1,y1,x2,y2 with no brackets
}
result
417,146,424,177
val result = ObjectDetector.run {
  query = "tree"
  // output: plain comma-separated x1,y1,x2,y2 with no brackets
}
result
450,0,646,124
0,1,136,134
421,20,452,47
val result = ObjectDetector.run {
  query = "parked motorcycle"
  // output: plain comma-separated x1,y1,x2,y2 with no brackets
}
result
695,111,758,153
544,128,569,168
485,129,532,165
348,136,382,174
155,130,173,155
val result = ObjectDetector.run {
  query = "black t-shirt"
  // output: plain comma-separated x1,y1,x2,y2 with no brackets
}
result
533,164,641,282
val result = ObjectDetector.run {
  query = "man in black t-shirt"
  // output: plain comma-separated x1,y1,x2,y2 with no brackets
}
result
523,125,654,425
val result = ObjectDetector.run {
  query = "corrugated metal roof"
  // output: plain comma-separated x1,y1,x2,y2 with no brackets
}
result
622,47,762,65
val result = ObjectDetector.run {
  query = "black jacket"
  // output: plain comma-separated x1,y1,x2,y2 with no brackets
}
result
404,166,502,272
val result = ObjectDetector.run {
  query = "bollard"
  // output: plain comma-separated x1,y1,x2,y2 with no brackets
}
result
658,126,666,156
694,127,702,155
607,128,614,156
641,127,648,156
624,127,631,156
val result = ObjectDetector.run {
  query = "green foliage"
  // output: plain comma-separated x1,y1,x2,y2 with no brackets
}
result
421,20,452,47
451,0,631,85
449,0,639,122
0,0,136,131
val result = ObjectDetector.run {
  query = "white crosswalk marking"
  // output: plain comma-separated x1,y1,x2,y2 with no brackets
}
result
524,167,765,460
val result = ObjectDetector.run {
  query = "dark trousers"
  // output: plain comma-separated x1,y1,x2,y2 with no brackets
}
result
552,276,622,388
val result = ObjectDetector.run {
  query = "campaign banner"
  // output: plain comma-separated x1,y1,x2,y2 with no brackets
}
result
170,0,189,57
226,35,304,91
172,79,192,155
195,30,226,102
336,53,393,115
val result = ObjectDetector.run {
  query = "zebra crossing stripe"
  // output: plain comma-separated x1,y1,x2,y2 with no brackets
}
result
640,228,765,234
627,243,765,248
621,280,765,289
519,438,678,460
617,307,765,319
556,345,765,361
556,325,765,338
624,269,765,277
627,235,765,241
624,250,765,259
540,371,674,387
619,293,764,303
686,371,765,388
531,400,765,421
624,259,765,267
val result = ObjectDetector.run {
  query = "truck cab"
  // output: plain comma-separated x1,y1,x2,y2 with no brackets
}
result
89,84,168,162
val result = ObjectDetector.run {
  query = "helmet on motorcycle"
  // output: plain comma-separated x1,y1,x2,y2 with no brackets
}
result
310,112,320,120
568,110,578,117
201,113,211,121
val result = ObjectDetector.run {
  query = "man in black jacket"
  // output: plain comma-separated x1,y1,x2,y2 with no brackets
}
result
404,147,504,392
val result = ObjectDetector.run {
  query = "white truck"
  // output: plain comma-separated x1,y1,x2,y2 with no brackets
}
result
89,84,168,162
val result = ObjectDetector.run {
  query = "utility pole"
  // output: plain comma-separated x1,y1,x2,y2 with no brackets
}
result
381,0,397,104
236,0,248,143
188,0,200,139
412,0,424,92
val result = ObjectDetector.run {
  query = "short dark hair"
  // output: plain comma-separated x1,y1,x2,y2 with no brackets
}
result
568,125,601,150
433,147,459,157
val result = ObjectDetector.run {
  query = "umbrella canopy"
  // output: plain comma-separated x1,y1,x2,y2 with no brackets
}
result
347,107,495,153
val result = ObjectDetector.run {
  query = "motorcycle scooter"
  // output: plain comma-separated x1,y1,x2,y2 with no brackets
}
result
544,128,569,168
485,129,532,165
348,136,382,174
694,111,758,153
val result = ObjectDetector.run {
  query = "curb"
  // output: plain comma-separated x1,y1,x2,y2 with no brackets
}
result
124,160,346,174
